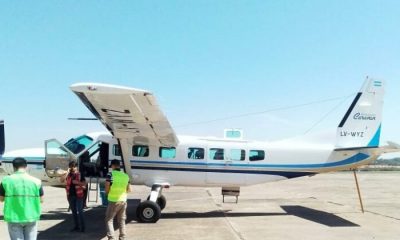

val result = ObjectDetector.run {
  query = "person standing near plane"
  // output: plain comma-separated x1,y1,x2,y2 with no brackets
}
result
105,160,130,240
60,161,86,232
0,157,43,240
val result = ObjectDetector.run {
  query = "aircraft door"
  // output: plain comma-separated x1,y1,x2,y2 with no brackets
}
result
99,142,109,177
44,139,76,177
79,141,109,178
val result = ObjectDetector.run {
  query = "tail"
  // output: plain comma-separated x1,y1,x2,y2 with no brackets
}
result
0,120,4,155
335,78,384,150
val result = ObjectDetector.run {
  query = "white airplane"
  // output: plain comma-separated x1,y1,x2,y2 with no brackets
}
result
1,79,398,223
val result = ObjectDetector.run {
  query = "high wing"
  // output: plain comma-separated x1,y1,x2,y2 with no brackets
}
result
70,83,179,147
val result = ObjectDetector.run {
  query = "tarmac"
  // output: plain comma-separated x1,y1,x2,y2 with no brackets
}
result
0,172,399,240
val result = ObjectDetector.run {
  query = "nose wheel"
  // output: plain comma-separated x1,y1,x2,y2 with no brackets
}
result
136,200,161,223
136,184,168,223
147,194,166,210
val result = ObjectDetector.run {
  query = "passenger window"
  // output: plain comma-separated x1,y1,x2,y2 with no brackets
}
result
209,148,224,160
230,149,245,161
249,150,265,161
159,147,176,159
187,148,204,159
132,145,149,157
113,144,121,156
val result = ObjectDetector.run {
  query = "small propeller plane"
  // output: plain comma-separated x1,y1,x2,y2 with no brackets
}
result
1,79,398,223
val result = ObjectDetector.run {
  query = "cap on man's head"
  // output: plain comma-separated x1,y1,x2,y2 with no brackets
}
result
12,157,27,169
110,159,120,167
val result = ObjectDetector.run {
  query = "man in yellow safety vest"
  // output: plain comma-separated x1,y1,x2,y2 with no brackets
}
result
105,159,130,240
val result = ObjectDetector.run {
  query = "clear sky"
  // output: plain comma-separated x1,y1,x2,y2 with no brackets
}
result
1,1,399,150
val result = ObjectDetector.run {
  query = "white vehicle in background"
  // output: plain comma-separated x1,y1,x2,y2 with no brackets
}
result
1,79,399,223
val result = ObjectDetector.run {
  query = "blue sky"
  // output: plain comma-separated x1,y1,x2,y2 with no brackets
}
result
1,1,399,150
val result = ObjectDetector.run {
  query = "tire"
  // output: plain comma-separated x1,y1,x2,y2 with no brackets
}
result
156,195,166,210
136,200,161,223
147,194,167,210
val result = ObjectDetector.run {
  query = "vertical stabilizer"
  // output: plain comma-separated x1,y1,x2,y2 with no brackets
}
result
335,78,384,149
0,120,4,155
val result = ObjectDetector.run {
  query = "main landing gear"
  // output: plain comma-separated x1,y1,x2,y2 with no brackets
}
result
136,184,167,223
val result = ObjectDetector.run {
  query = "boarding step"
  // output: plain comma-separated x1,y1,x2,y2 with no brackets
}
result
87,177,99,203
222,187,240,203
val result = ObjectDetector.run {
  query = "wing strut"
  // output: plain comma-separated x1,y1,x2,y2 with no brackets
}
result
353,169,364,213
118,138,133,183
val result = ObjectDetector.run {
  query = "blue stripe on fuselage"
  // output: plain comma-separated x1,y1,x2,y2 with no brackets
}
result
131,165,314,178
130,152,370,169
0,153,370,177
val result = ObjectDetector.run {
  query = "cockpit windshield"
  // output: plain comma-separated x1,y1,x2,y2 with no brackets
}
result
64,135,94,154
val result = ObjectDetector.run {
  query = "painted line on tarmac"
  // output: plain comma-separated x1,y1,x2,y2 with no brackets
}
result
365,210,400,221
206,189,246,240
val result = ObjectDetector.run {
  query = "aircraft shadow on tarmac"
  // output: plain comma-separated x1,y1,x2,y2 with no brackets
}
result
33,200,358,239
162,205,359,227
280,205,359,227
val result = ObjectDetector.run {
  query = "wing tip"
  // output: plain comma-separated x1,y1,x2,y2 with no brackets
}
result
70,82,150,94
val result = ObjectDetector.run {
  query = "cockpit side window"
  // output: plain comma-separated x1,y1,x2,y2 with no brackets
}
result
113,144,121,156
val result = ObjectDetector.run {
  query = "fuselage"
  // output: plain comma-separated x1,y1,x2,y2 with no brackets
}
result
0,132,375,187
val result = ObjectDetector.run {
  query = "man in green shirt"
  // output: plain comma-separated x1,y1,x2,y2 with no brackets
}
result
105,160,130,240
0,157,43,240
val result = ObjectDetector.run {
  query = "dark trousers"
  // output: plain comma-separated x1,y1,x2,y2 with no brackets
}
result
68,196,85,230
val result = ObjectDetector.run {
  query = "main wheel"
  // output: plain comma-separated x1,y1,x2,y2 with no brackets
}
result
136,200,161,223
147,194,167,210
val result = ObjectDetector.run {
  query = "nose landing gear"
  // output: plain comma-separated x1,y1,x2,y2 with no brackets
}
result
136,184,167,223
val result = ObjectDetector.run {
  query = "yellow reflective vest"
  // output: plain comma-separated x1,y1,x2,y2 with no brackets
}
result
107,170,129,202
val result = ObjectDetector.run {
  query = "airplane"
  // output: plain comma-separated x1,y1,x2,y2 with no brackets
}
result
1,78,399,223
